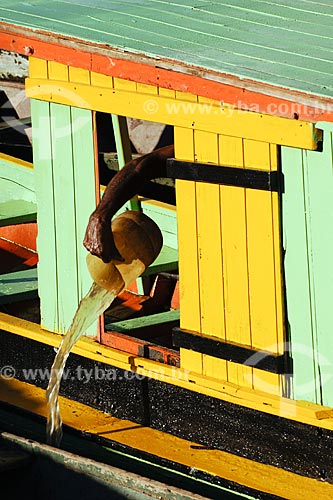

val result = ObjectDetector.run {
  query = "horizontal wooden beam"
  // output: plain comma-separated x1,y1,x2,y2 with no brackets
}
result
25,78,320,149
1,312,332,429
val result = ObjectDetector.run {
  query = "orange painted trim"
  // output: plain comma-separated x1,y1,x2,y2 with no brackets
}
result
1,25,333,124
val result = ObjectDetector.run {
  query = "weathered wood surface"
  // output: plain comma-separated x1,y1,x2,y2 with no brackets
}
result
1,0,333,100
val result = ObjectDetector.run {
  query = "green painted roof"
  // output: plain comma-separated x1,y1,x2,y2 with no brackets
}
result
1,0,333,99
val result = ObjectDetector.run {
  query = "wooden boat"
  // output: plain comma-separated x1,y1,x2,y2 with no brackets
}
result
1,2,333,498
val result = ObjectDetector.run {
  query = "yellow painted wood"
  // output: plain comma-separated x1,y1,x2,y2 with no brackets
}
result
243,140,283,396
203,356,228,380
1,312,332,430
218,135,253,388
69,66,90,84
174,127,202,374
179,348,202,373
158,88,176,98
90,71,113,88
194,130,227,380
136,82,158,95
3,378,333,500
270,144,285,352
47,61,68,81
0,152,33,170
198,96,219,106
113,77,137,91
29,56,48,78
175,91,197,102
25,77,319,149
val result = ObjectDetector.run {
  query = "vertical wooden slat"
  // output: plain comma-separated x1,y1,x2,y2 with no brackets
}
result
305,125,333,406
136,82,158,95
244,139,281,395
218,135,253,387
270,143,286,380
281,146,315,402
158,88,176,99
30,99,58,331
50,102,79,333
68,67,90,84
175,126,202,374
113,78,137,91
111,115,133,169
29,57,48,78
71,106,97,336
48,61,69,81
194,129,227,380
90,72,113,88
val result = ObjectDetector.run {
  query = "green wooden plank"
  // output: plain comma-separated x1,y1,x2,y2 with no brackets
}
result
281,147,318,403
304,122,333,407
51,103,79,334
0,268,38,304
72,106,98,336
30,99,59,332
282,122,333,406
76,0,333,71
1,0,333,98
0,199,36,226
141,202,178,250
0,157,35,198
105,309,180,333
12,0,332,95
0,157,37,226
142,245,178,276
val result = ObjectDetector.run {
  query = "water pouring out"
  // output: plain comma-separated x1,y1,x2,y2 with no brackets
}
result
46,211,163,447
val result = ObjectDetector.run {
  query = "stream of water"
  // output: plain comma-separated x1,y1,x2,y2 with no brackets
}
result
46,282,116,447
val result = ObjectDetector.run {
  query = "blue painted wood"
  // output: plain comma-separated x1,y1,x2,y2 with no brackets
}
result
1,0,333,98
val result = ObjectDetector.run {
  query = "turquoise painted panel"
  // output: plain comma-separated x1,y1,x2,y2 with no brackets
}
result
0,267,38,304
31,101,97,335
51,103,80,334
282,122,333,406
0,199,36,226
281,147,318,403
0,157,37,225
31,99,59,332
0,157,35,202
141,202,178,250
1,0,333,98
71,107,98,336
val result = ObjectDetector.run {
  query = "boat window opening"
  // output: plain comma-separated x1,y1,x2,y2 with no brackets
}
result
96,112,180,365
